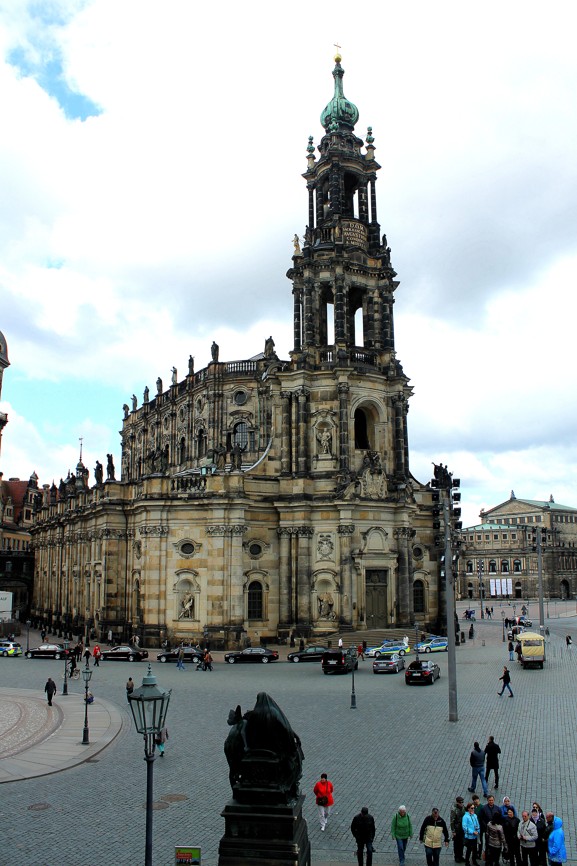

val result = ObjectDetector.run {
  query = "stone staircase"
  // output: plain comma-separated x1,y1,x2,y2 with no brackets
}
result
312,627,433,650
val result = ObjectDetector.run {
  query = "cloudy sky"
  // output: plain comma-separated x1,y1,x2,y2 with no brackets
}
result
1,0,576,528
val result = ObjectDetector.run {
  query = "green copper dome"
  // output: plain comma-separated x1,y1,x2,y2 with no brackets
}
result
320,54,359,133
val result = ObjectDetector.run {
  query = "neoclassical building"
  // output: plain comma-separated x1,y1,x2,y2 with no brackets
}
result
31,55,441,647
457,492,577,603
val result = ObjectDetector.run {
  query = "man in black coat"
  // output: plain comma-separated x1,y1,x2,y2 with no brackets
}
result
485,736,502,789
351,806,376,866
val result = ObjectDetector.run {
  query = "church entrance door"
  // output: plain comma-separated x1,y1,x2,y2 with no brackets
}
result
365,569,388,628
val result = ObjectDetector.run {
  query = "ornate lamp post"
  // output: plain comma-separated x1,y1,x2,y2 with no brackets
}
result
62,638,70,695
82,665,92,744
128,664,172,866
25,619,31,653
350,660,357,709
501,611,506,643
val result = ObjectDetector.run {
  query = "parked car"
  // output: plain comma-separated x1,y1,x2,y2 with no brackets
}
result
405,659,441,685
156,647,204,664
518,616,533,627
366,641,411,658
224,647,279,664
0,639,23,657
101,645,149,662
321,646,358,674
373,653,405,674
25,643,68,660
287,645,328,663
416,637,448,653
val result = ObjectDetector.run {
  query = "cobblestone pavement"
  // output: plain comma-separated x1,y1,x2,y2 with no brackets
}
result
1,608,575,866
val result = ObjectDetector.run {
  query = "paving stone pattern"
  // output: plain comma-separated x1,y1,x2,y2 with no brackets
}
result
1,611,575,866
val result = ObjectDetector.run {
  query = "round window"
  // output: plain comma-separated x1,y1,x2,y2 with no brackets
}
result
413,546,423,560
234,391,247,406
180,542,195,555
249,543,262,557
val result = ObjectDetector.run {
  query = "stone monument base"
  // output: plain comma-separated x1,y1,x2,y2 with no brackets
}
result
218,794,310,866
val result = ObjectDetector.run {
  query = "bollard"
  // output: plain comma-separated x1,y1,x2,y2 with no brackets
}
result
482,639,485,647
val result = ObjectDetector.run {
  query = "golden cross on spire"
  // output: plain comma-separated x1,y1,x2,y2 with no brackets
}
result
334,42,342,57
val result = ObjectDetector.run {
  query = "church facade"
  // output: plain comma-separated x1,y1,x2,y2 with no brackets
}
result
30,56,441,647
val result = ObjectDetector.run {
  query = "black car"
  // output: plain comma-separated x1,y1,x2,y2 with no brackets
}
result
25,643,68,660
157,647,204,664
287,645,328,663
101,645,149,662
321,647,358,675
224,647,279,664
405,659,440,685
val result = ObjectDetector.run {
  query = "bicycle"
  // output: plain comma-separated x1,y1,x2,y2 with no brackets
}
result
62,667,80,680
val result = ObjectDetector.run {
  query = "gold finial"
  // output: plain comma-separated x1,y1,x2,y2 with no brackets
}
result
334,42,342,63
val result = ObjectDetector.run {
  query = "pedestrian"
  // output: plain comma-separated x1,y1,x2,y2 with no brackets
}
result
83,648,91,667
468,741,489,796
126,677,134,701
93,644,101,667
107,629,113,646
75,641,83,662
503,807,521,866
500,797,517,818
485,736,501,789
67,653,77,678
480,796,501,851
515,642,522,663
450,796,466,863
530,806,546,866
565,635,572,649
518,810,539,866
391,805,413,866
419,807,450,866
357,643,365,660
299,637,305,652
547,817,566,866
176,644,185,670
338,637,343,648
472,796,483,860
41,629,46,642
154,725,169,757
203,648,213,671
508,640,515,661
313,772,334,831
462,802,480,866
44,676,57,706
351,806,376,866
498,666,514,697
485,814,506,866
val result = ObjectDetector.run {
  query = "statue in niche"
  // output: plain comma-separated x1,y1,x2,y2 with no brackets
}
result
317,427,332,455
94,460,104,486
211,341,219,362
317,592,335,619
178,592,194,619
106,454,115,481
224,692,304,804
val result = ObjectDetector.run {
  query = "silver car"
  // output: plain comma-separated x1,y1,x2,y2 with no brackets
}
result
372,653,405,674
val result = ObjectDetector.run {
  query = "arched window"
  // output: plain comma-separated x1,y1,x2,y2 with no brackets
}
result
197,428,207,458
179,437,186,464
413,580,425,614
247,581,263,620
513,559,522,573
501,560,509,574
489,560,497,574
233,422,248,450
466,560,474,574
467,582,474,599
354,408,371,449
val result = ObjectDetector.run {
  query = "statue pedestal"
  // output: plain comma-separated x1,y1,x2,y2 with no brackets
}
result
218,794,310,866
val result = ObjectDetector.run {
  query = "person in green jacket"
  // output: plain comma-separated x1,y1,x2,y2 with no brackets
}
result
392,805,413,866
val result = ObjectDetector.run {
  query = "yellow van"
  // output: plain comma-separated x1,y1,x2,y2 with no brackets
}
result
518,631,546,669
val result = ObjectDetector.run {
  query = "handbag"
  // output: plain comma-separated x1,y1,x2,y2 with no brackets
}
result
318,795,329,806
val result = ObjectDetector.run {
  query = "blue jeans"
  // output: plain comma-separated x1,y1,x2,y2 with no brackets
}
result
499,682,513,696
471,765,488,795
396,837,408,865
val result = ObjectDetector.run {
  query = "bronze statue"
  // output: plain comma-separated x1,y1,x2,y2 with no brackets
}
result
224,692,304,804
106,454,115,481
94,460,104,486
211,341,219,362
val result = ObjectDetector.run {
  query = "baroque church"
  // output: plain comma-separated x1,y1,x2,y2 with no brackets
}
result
31,55,441,648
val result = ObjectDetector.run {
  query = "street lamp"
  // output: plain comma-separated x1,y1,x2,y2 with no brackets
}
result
128,664,172,866
350,662,357,709
25,620,31,653
82,665,92,744
62,638,70,695
501,611,505,643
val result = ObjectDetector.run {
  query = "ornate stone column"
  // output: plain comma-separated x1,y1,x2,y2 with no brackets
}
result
394,527,411,624
278,528,292,625
296,527,313,625
280,392,292,476
392,394,407,477
338,524,355,625
297,389,308,476
338,383,350,471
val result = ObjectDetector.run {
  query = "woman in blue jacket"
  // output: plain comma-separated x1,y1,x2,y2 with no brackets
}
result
462,802,481,866
548,817,566,865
